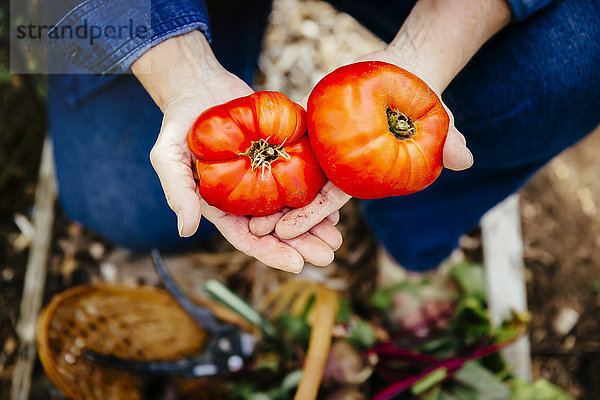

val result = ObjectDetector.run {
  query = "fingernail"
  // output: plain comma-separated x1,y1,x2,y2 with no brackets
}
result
466,148,474,167
177,210,184,237
291,265,303,274
290,260,304,274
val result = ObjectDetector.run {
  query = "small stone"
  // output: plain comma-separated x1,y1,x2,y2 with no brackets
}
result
553,307,580,335
67,223,84,238
88,242,105,260
562,335,576,351
12,233,30,253
521,202,539,219
70,346,81,356
3,336,17,355
577,186,597,216
60,256,78,281
64,353,76,364
299,20,320,39
2,268,14,282
552,159,570,181
533,328,547,342
100,262,117,283
57,238,77,257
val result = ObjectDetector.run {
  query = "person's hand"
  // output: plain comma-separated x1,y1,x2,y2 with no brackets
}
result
249,47,473,240
132,31,342,272
250,0,512,242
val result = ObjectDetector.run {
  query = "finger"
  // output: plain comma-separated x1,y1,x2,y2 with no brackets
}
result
275,181,351,240
309,219,343,251
248,207,291,237
251,208,339,238
326,211,340,225
443,126,473,171
276,232,335,267
149,139,201,237
201,201,305,273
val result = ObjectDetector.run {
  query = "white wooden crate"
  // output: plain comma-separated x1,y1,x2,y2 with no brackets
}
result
481,194,532,380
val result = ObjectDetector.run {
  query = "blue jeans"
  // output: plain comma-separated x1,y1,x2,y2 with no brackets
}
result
49,0,600,270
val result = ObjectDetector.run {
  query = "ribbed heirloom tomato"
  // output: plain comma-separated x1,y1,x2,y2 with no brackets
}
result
307,61,450,199
188,91,326,216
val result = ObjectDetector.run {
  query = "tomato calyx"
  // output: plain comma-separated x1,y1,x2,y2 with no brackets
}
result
386,107,416,140
241,138,291,179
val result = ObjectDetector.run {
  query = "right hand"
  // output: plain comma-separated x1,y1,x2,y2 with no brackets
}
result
250,0,512,245
249,45,474,241
133,31,342,272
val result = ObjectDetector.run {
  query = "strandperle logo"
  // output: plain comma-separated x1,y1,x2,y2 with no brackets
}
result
15,19,150,46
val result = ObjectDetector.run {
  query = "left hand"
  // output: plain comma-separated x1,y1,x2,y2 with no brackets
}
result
133,31,342,272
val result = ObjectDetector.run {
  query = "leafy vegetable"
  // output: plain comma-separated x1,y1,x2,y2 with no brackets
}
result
371,280,424,311
412,367,448,396
450,261,487,302
208,261,573,400
345,318,376,349
277,313,311,347
511,379,573,400
453,361,511,400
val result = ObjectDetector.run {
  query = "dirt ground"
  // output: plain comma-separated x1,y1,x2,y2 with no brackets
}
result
520,126,600,400
2,0,600,399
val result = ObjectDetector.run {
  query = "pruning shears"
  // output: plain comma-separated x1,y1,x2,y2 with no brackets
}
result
85,249,259,377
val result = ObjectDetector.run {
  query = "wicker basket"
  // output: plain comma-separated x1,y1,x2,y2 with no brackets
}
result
37,284,209,400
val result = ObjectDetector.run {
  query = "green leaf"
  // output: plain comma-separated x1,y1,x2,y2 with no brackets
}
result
494,323,520,344
252,354,280,373
454,361,511,400
589,280,600,294
422,385,442,400
416,336,460,358
439,392,460,400
412,367,448,396
450,261,486,302
277,313,311,347
478,352,510,377
448,384,481,400
450,298,492,345
204,279,275,337
248,394,272,400
370,281,422,310
0,69,11,85
511,378,574,400
336,298,353,323
346,318,376,349
280,369,303,393
230,382,267,400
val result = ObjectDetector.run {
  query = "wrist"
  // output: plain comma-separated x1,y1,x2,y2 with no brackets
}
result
132,30,226,112
386,0,511,92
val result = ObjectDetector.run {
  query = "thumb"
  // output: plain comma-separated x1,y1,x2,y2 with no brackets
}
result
443,126,473,171
149,134,202,237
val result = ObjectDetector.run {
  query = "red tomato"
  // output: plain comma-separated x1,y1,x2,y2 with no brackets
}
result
307,61,450,199
188,91,326,216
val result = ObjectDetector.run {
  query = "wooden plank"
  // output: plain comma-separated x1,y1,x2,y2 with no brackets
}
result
481,194,532,380
11,138,57,400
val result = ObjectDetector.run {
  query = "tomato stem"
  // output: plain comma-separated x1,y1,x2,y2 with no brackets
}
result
387,107,416,140
241,138,290,180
